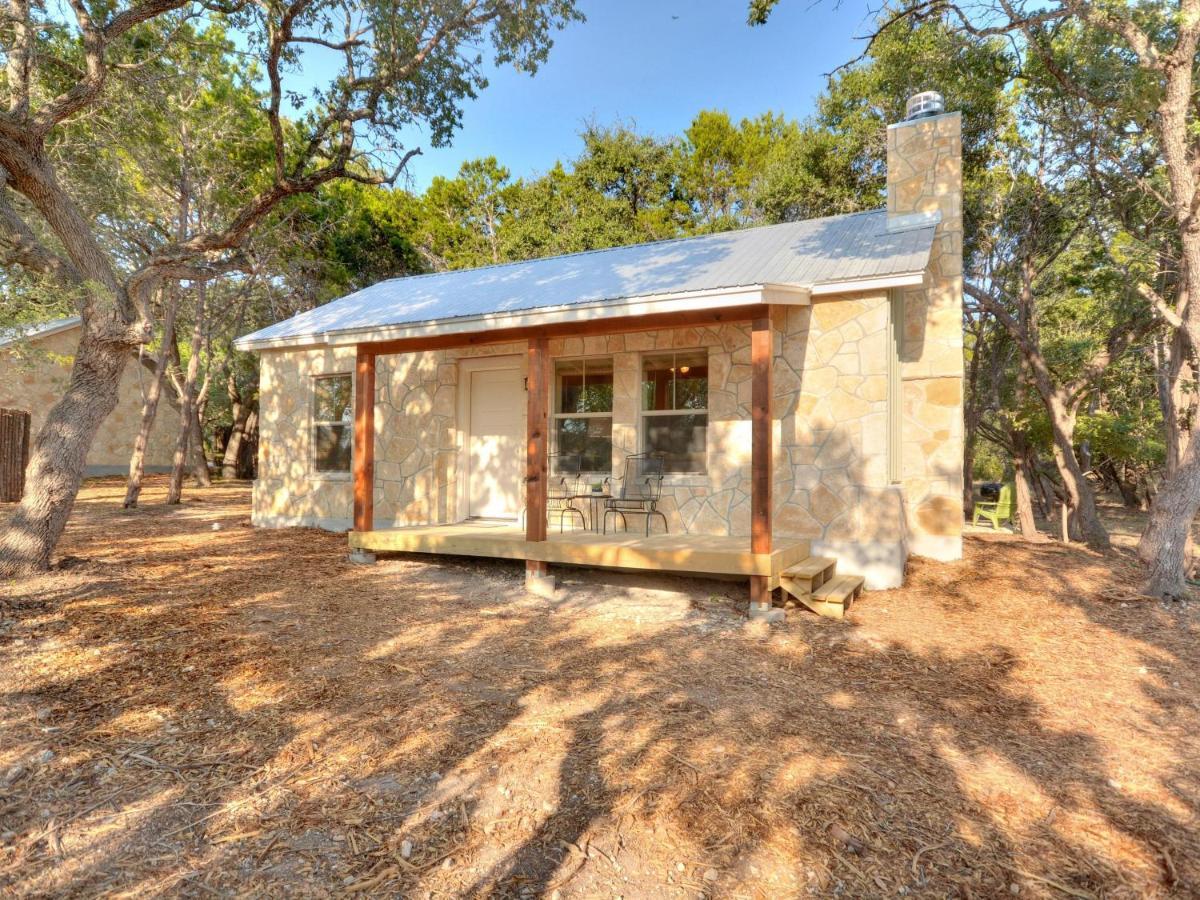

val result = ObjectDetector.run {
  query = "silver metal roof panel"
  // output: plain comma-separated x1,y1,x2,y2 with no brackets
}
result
236,209,934,349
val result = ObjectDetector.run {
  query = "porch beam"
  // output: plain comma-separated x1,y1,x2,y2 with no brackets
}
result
353,346,376,533
749,313,774,615
362,304,763,358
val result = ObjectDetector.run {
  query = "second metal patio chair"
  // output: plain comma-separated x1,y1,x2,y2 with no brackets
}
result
549,453,586,532
602,452,668,536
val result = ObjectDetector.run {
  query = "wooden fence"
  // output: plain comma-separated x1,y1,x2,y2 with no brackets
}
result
0,408,31,502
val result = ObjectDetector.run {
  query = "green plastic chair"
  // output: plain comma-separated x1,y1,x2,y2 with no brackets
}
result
973,483,1015,529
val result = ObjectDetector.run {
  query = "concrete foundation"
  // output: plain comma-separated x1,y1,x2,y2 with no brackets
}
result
747,602,785,623
525,568,559,600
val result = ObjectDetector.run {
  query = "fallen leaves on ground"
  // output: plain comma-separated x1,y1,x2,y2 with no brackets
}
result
1,477,1197,898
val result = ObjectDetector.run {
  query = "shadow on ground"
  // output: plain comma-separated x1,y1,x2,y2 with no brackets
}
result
0,477,1196,898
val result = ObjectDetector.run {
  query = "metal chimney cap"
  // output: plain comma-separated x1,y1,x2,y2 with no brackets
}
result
905,91,945,120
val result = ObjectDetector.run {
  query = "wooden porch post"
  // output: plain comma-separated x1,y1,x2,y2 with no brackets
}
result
353,347,376,534
525,337,551,586
749,313,774,616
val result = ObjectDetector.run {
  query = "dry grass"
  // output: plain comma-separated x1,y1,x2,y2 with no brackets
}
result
1,476,1197,898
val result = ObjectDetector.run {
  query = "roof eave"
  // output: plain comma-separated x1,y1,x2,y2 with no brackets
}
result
0,315,83,349
234,283,813,352
809,270,929,297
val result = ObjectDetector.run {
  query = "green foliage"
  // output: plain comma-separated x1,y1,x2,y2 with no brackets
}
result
280,181,424,305
746,0,782,26
816,14,1012,254
971,438,1007,482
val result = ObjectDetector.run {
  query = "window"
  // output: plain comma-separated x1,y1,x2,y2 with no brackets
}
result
312,374,353,474
553,357,613,473
641,350,707,474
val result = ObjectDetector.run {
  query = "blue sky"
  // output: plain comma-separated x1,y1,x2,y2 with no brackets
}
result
397,0,881,191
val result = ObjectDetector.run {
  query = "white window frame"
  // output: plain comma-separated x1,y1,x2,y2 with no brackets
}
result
638,348,709,476
311,372,354,479
551,355,614,476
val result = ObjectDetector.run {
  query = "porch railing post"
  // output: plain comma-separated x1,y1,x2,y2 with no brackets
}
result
353,346,376,534
750,313,774,617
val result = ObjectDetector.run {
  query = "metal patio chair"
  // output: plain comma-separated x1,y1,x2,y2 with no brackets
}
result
548,453,586,532
523,454,586,532
603,452,667,536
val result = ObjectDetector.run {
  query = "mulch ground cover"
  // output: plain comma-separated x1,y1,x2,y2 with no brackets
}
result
1,476,1197,898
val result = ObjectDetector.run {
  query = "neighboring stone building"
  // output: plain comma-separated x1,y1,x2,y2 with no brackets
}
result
0,316,177,475
236,96,965,604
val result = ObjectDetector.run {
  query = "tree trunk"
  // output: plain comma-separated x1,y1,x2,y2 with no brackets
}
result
1009,431,1041,540
962,322,988,520
1043,392,1109,549
962,439,976,518
238,409,259,479
188,397,211,487
0,137,149,574
1137,231,1200,594
166,284,207,505
222,405,250,480
124,290,180,508
1101,459,1141,509
0,331,128,573
1035,470,1054,519
1138,429,1200,598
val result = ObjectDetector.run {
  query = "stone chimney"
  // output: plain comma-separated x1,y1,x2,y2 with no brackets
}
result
887,91,962,236
886,93,965,563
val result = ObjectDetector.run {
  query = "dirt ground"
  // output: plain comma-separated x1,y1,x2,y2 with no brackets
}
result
1,477,1197,899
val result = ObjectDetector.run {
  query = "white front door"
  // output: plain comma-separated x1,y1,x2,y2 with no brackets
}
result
467,366,524,519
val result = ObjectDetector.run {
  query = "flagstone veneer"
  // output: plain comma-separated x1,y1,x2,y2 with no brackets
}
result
254,291,914,586
887,110,965,562
0,325,177,473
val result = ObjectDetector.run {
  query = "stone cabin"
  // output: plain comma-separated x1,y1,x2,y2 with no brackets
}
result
234,95,964,610
0,316,177,475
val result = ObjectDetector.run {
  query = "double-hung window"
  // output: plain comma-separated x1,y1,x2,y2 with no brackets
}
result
553,357,613,473
641,350,708,474
312,374,353,474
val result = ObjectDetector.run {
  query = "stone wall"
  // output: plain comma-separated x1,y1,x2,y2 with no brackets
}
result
887,110,965,562
253,295,911,585
255,344,358,529
0,325,177,474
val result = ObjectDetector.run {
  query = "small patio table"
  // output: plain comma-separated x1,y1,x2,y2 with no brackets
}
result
579,490,611,533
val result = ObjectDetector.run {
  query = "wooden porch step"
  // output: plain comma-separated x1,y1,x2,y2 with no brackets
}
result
781,556,838,580
778,558,865,619
779,556,837,593
811,574,865,614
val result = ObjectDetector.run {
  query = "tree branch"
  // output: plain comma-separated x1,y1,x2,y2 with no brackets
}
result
0,182,83,286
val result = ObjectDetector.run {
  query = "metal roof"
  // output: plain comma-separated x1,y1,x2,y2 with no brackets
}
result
0,315,82,349
236,209,935,350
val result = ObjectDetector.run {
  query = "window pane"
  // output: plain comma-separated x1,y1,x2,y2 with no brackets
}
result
641,353,675,411
674,351,708,410
555,416,612,472
641,351,708,411
557,358,613,414
313,424,352,472
643,413,706,473
314,375,353,423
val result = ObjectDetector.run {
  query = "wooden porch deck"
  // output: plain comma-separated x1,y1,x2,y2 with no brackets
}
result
349,522,810,588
